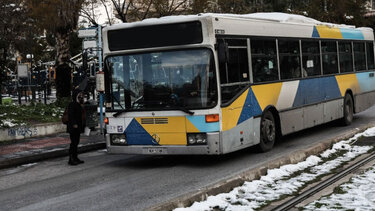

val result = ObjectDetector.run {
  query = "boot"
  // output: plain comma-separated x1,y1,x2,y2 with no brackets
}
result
68,155,80,165
75,156,84,164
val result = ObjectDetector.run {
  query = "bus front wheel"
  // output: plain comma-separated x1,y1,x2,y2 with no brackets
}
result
258,111,276,152
342,93,354,126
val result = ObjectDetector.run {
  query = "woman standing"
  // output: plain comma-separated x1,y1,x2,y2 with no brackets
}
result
67,89,86,165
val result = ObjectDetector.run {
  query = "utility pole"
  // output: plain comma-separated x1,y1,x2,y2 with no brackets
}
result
97,25,104,135
78,25,104,134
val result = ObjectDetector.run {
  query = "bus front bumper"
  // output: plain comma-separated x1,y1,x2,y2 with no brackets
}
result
105,133,221,155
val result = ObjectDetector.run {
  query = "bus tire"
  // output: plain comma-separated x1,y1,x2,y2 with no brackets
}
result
342,93,354,126
258,110,276,152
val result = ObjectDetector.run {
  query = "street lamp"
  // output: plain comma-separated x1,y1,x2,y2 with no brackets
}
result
26,54,34,84
26,54,34,101
26,54,34,65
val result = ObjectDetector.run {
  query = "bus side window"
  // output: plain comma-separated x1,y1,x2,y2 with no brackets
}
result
302,40,321,77
251,38,278,82
354,42,366,71
339,41,353,73
279,39,301,80
321,41,339,75
367,42,375,70
227,48,249,83
218,39,249,104
218,39,248,84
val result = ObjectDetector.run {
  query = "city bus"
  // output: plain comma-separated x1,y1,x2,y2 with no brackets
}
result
102,13,375,155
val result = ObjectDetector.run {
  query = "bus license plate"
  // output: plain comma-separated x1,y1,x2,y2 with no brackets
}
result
144,147,167,154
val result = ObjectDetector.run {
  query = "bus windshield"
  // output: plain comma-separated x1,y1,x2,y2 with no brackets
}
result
106,48,217,111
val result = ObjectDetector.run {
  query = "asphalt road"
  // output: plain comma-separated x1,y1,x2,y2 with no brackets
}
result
0,106,375,211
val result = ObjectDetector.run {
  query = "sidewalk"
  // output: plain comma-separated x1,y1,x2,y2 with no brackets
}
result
0,130,106,169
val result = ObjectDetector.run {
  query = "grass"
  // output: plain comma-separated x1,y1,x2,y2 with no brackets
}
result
332,186,347,195
0,102,64,128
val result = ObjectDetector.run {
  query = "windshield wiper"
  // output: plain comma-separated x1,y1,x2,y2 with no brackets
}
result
111,93,124,110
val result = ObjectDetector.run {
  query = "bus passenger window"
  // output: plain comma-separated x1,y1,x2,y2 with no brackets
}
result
354,42,366,71
339,42,353,73
227,48,250,83
321,41,339,75
367,42,375,70
251,38,279,82
279,39,301,80
302,40,321,77
218,39,249,84
218,39,250,104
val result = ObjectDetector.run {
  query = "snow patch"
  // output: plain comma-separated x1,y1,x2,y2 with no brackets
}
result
1,119,17,127
174,127,375,211
304,167,375,210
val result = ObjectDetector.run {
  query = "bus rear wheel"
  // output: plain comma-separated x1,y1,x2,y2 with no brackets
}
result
258,111,276,152
342,93,354,126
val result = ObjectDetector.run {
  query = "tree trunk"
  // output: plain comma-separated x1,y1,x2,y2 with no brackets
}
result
0,48,6,105
0,75,2,105
55,31,71,100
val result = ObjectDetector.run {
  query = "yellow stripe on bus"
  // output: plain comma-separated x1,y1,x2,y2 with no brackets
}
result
156,133,187,145
315,25,343,39
335,74,360,97
222,89,249,131
135,117,186,133
252,82,283,110
135,117,187,145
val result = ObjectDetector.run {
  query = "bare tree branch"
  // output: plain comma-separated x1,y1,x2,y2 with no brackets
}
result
80,7,99,26
100,0,112,25
171,0,189,14
142,0,153,20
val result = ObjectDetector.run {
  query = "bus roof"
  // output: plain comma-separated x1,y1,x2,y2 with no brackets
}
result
103,13,374,54
104,12,373,32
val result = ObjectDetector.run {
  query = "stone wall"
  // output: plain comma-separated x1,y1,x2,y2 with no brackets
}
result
0,123,66,142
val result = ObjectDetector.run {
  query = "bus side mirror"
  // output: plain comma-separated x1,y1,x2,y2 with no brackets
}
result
217,41,228,62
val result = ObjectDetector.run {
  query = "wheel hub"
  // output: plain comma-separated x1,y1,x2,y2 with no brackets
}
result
263,119,275,142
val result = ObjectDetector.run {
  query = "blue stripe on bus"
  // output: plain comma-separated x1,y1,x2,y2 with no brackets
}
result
340,28,364,40
125,119,159,145
237,87,262,125
293,77,341,107
312,26,320,38
186,116,220,132
356,72,375,93
323,77,342,100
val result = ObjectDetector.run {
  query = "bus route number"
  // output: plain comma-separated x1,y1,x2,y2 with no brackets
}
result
215,29,225,34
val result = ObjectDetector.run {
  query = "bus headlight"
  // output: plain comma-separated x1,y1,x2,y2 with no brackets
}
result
187,133,207,145
111,134,127,145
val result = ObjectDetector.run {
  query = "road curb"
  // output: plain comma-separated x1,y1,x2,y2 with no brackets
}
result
0,142,106,170
146,123,375,211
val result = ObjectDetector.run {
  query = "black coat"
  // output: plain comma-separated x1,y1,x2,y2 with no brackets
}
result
67,101,86,133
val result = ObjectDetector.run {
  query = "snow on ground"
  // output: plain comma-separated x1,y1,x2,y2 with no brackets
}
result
0,119,17,128
304,167,375,210
174,127,375,211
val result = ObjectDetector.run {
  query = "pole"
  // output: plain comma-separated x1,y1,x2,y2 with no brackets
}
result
44,84,47,104
99,93,103,134
29,56,33,102
98,25,104,134
18,86,21,105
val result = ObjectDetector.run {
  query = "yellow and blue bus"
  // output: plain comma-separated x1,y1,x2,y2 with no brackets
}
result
103,13,375,155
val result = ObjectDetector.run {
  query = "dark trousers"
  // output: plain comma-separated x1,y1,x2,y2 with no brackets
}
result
69,130,80,158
